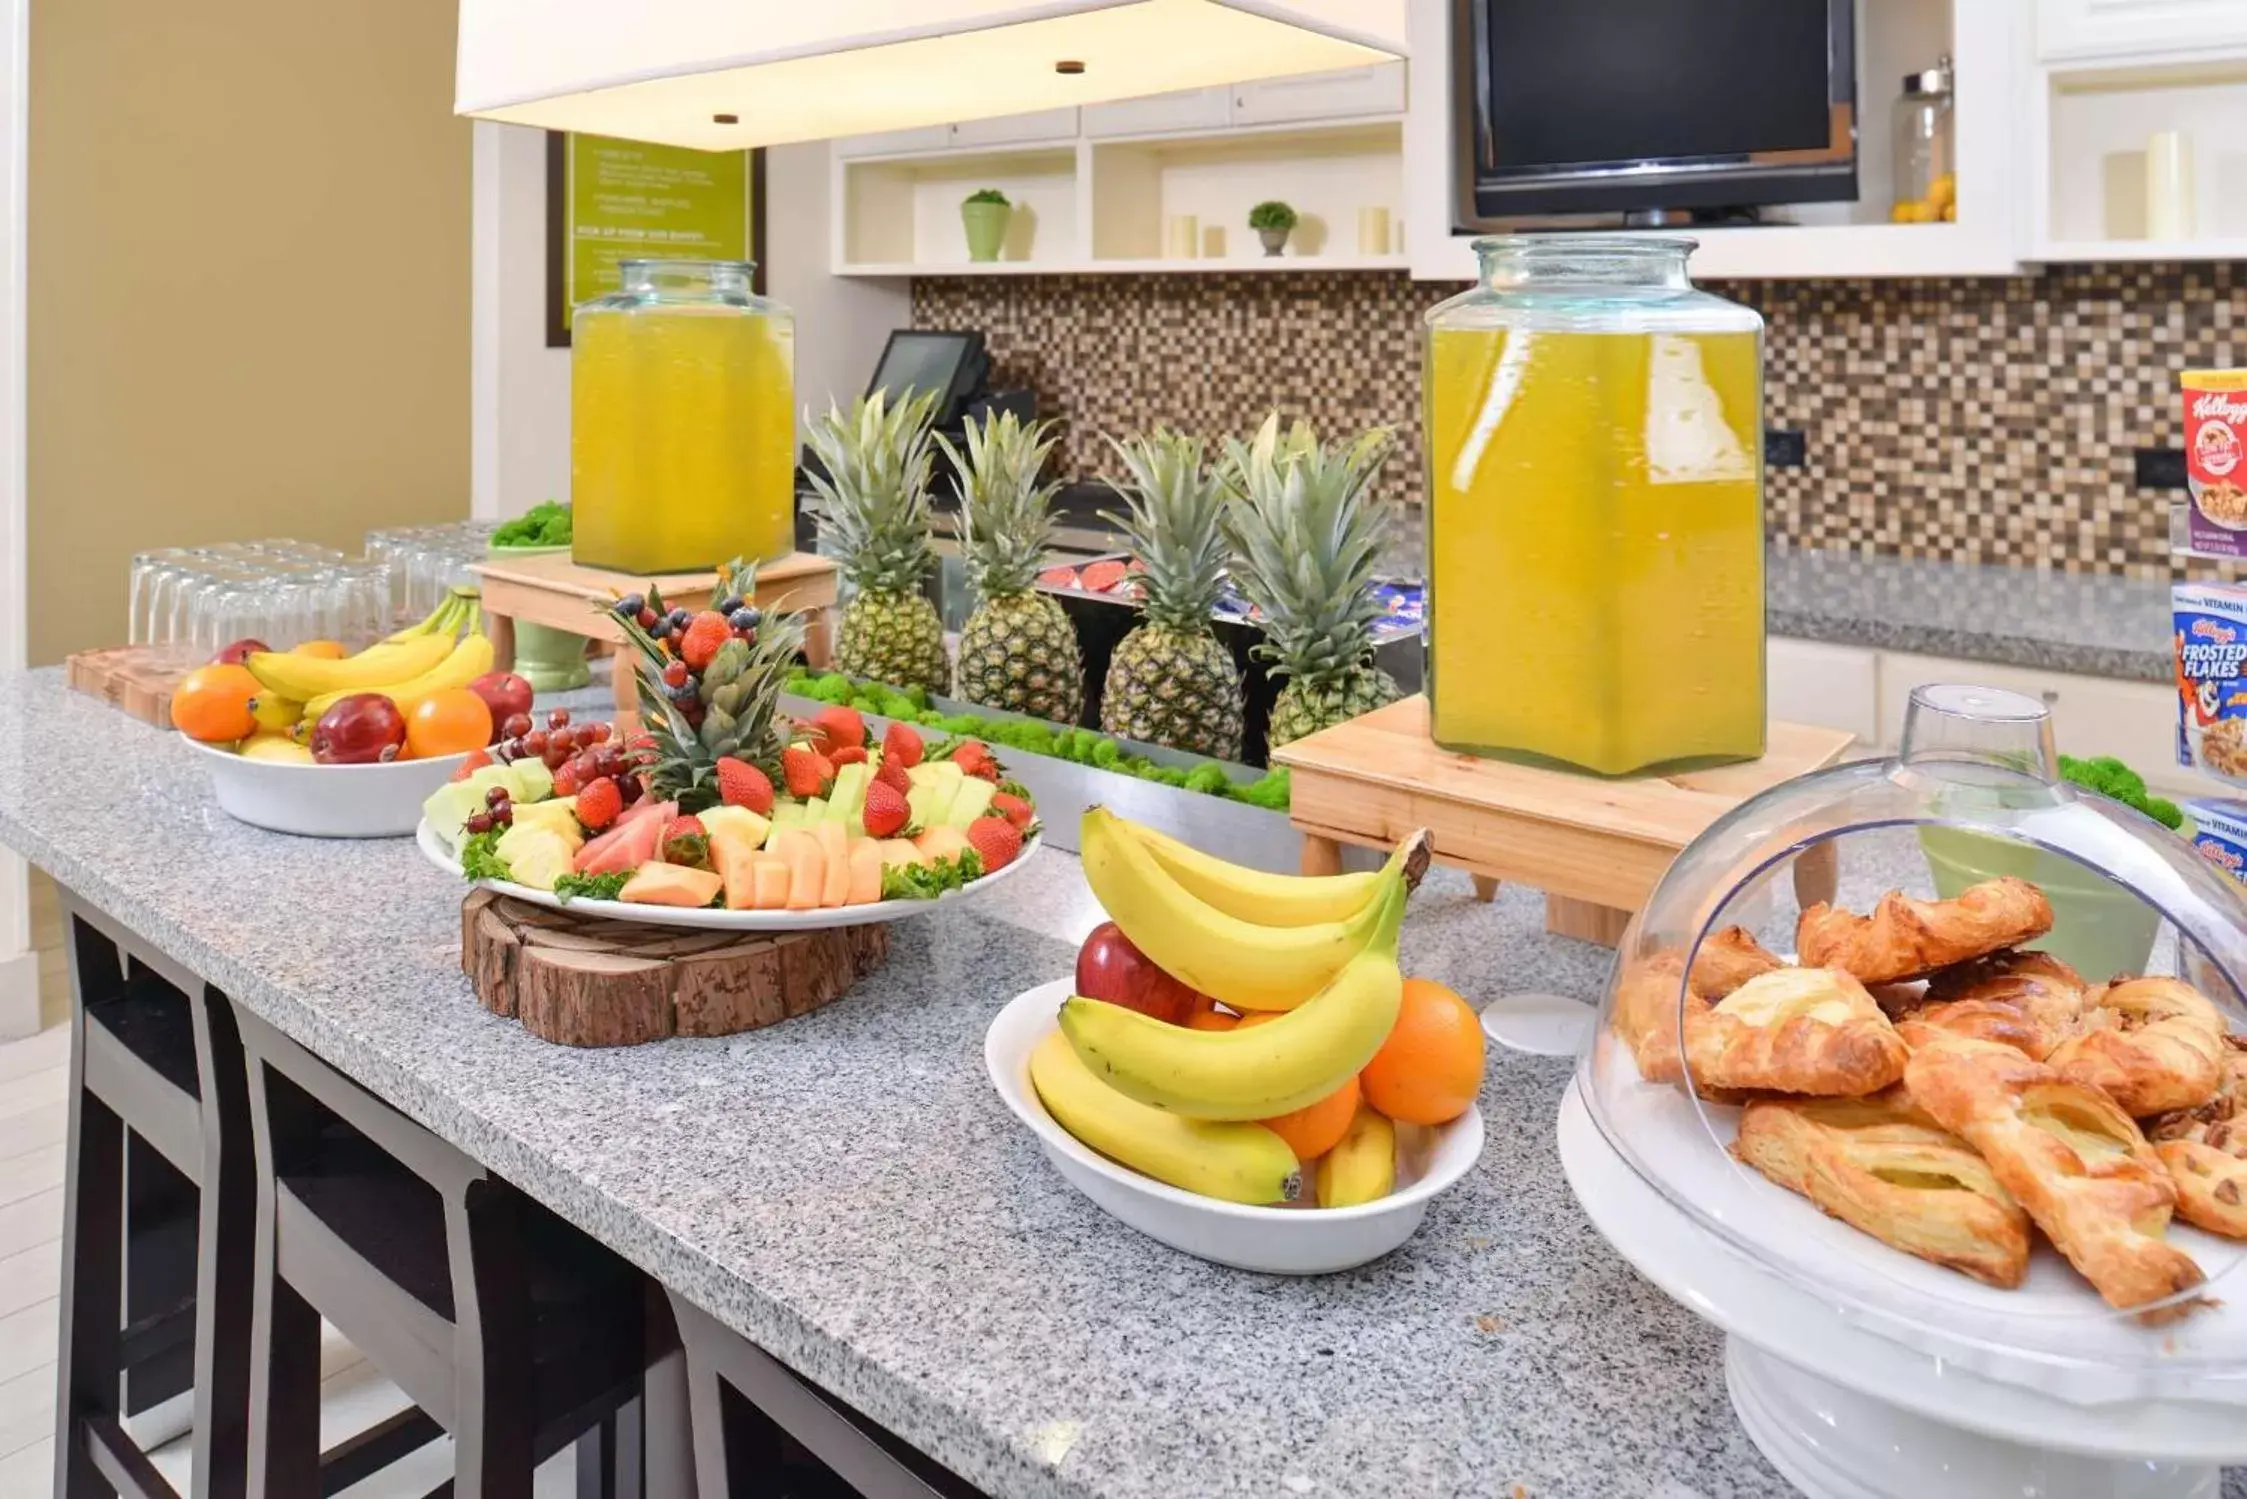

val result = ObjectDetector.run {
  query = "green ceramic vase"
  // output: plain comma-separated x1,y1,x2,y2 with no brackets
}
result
1918,825,2163,981
488,541,592,691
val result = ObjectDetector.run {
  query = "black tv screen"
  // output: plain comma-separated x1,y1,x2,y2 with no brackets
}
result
1457,0,1855,223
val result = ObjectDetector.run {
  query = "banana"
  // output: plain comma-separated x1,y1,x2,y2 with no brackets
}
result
247,632,455,702
382,588,477,643
1057,883,1404,1121
302,630,493,721
1029,1032,1300,1205
1120,818,1429,928
1316,1104,1396,1208
1081,806,1398,1012
248,691,302,734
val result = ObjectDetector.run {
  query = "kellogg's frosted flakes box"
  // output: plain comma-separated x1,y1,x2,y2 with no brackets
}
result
2183,369,2247,557
2183,798,2247,888
2176,582,2247,784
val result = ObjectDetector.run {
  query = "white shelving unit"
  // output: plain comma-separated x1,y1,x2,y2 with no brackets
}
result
2031,49,2247,260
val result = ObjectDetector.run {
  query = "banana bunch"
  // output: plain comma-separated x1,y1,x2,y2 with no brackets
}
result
246,589,493,726
1038,808,1429,1208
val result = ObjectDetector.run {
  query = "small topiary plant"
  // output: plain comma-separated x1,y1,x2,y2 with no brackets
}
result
964,188,1011,207
1247,200,1298,231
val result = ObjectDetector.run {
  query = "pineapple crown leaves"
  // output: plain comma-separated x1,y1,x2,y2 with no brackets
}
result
1099,427,1232,635
1218,413,1396,690
937,409,1063,602
802,389,942,596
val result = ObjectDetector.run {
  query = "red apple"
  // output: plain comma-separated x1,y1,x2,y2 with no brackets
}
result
467,672,534,741
310,694,406,764
212,638,268,665
1075,921,1206,1025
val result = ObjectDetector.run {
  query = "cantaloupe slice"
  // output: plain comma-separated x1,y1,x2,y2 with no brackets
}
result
619,862,723,908
813,822,851,907
915,824,971,865
845,840,886,905
750,854,792,910
711,834,762,910
773,829,822,911
877,839,926,871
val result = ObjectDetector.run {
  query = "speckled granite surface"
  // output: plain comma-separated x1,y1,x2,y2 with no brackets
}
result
1768,546,2172,682
3,669,2233,1498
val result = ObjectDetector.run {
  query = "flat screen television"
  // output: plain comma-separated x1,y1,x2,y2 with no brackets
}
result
1453,0,1857,227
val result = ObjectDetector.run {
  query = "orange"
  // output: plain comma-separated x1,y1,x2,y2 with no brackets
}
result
174,664,262,743
405,689,494,760
1183,995,1237,1032
291,639,347,659
1359,977,1484,1125
1257,1073,1359,1162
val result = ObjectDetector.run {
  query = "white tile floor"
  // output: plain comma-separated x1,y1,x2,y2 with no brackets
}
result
0,874,578,1497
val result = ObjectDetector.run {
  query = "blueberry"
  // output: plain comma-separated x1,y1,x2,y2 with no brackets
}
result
667,606,690,627
616,592,645,617
714,595,744,615
728,607,758,631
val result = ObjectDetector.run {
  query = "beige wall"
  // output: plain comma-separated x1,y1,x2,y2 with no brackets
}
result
28,0,469,664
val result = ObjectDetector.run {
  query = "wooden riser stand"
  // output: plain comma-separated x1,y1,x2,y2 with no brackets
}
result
1275,697,1851,946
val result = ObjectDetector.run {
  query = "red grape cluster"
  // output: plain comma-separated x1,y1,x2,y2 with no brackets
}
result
490,708,614,773
463,784,514,837
551,729,648,805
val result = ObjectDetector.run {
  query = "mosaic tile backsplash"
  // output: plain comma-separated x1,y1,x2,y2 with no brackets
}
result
912,261,2244,579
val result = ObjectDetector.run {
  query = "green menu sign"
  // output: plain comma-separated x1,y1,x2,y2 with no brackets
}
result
548,132,754,343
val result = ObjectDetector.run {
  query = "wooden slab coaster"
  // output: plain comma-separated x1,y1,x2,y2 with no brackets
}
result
460,889,889,1047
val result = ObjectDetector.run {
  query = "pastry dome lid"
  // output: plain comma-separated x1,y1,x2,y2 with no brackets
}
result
1577,684,2247,1401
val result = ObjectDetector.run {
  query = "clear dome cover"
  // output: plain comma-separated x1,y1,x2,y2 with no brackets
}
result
1578,685,2247,1405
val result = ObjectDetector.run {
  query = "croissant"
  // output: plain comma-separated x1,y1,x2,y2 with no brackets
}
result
1610,927,1783,1086
2149,1036,2247,1239
1683,967,1909,1096
1797,878,2054,986
1905,1035,2206,1322
1909,949,2089,1060
1733,1091,2030,1287
2047,977,2227,1117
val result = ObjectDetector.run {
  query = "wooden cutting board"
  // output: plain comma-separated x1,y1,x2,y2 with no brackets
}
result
460,889,889,1046
67,646,188,729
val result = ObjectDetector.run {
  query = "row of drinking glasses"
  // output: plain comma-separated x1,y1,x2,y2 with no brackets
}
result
128,542,392,663
365,521,500,630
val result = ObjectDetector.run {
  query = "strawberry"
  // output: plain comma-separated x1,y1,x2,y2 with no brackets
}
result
662,815,710,868
714,756,774,813
965,815,1023,872
677,611,732,673
781,744,833,799
873,755,911,795
862,781,910,838
575,776,622,831
990,791,1035,830
950,740,1000,782
880,721,924,770
451,748,492,782
811,705,867,753
829,745,868,766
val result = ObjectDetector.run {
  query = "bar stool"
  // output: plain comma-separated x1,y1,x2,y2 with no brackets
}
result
666,1291,986,1498
234,1003,649,1499
53,894,256,1499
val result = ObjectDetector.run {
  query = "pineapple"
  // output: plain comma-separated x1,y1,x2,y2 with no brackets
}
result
939,411,1084,723
1098,429,1243,759
1220,414,1401,748
803,391,950,694
617,558,804,811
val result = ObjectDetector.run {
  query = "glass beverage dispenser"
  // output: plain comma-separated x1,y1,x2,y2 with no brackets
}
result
1421,235,1766,777
571,259,796,575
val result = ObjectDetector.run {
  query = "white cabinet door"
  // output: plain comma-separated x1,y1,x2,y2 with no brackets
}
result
948,108,1080,150
1229,62,1406,127
833,125,951,160
1082,88,1232,139
1769,639,1880,746
2036,0,2247,60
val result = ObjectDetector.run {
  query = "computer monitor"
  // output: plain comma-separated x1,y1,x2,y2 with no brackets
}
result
866,330,988,428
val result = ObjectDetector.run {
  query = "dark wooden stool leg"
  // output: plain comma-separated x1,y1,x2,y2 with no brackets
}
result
451,1183,536,1499
54,1078,124,1499
192,990,256,1499
245,1060,324,1499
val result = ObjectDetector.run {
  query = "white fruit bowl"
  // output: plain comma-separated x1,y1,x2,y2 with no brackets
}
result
986,979,1485,1275
184,735,469,838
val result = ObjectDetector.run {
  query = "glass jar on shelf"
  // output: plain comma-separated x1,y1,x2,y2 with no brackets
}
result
1419,234,1766,778
1892,55,1955,223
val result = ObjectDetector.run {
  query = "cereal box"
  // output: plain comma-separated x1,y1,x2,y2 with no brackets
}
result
2183,798,2247,887
2174,582,2247,784
2183,369,2247,557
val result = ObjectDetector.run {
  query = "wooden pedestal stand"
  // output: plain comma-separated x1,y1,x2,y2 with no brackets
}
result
461,889,888,1046
471,550,840,717
1272,697,1852,947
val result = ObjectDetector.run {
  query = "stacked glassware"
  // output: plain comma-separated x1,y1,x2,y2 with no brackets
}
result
363,520,499,632
127,541,387,662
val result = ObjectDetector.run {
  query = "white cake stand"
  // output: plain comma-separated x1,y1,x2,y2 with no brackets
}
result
1557,1081,2244,1499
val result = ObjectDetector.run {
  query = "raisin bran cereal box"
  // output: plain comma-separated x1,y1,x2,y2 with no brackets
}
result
2184,369,2247,556
2183,798,2247,888
2176,582,2247,784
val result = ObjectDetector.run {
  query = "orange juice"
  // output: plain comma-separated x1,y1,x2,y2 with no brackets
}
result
571,264,796,575
1423,323,1764,776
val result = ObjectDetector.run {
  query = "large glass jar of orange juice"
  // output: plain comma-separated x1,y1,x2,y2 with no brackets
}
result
1422,236,1765,777
572,259,796,574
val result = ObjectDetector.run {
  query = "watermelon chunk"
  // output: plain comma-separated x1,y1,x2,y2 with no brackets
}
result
572,799,673,872
577,812,662,876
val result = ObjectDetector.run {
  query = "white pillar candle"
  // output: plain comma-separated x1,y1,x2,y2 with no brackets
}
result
1357,205,1392,256
1167,214,1199,260
2146,132,2196,242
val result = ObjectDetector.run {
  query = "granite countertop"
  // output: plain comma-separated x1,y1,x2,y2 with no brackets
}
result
6,671,2232,1497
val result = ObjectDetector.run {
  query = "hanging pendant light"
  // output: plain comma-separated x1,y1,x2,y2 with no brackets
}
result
456,0,1407,151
